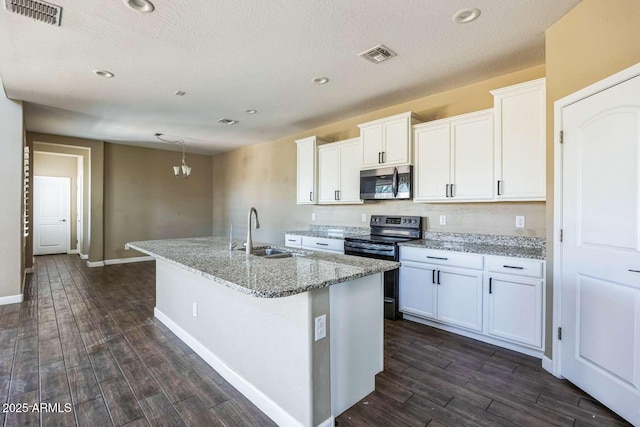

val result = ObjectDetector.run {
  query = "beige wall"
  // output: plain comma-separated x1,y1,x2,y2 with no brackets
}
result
0,78,24,300
104,143,213,260
212,65,546,245
33,143,90,257
33,152,78,251
543,0,640,357
27,132,105,263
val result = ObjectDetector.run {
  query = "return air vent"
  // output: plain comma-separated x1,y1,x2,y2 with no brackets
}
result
4,0,62,26
359,44,396,64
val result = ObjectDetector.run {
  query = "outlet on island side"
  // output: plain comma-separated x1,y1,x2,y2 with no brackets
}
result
192,302,198,318
314,314,326,341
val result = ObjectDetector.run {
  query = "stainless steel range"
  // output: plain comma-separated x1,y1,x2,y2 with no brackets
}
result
344,215,422,320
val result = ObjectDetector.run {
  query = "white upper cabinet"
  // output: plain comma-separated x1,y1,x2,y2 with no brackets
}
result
318,138,363,204
295,136,330,205
414,109,494,202
491,78,546,201
358,112,423,170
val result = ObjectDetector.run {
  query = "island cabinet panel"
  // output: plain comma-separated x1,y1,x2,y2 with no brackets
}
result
491,78,546,201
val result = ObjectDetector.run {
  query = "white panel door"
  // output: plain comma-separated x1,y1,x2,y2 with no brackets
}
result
296,138,316,204
451,111,494,201
338,138,363,203
34,176,70,255
382,117,409,166
414,123,451,201
436,266,483,331
561,73,640,425
361,125,384,168
317,145,340,203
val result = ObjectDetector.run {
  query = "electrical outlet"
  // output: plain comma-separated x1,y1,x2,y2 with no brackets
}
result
192,302,198,318
439,215,447,226
516,216,525,228
361,213,367,222
314,315,326,341
311,213,316,221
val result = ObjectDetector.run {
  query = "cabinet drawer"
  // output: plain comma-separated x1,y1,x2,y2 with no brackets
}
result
302,236,344,253
487,256,544,278
284,234,302,248
400,247,483,270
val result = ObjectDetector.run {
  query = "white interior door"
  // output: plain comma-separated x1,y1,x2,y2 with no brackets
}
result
561,73,640,425
34,176,70,255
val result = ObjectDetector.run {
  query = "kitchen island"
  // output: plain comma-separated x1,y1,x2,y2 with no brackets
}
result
126,237,399,427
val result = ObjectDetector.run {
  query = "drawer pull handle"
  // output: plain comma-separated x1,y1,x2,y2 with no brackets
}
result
316,243,329,246
630,269,640,273
287,239,297,242
427,256,448,261
503,265,524,270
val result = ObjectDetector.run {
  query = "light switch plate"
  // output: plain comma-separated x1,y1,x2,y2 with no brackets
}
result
439,215,447,226
516,216,525,228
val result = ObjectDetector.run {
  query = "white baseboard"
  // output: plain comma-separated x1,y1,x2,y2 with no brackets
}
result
80,253,89,260
68,249,79,255
87,260,105,268
24,267,34,274
542,356,554,374
0,294,24,305
104,256,155,266
317,417,335,427
154,308,299,427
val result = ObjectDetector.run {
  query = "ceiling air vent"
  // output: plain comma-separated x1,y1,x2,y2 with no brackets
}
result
4,0,62,26
359,45,396,64
217,118,238,125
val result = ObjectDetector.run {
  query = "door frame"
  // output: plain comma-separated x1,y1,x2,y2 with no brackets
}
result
552,61,640,378
33,175,71,255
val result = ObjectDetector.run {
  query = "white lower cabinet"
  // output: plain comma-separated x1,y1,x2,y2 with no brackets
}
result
301,236,344,254
400,247,545,355
284,234,302,248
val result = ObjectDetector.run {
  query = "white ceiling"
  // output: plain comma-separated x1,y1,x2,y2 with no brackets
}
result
0,0,580,155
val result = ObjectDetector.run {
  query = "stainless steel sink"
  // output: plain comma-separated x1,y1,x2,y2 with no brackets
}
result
238,247,305,259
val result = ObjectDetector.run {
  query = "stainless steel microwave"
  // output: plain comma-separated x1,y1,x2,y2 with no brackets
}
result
360,165,412,200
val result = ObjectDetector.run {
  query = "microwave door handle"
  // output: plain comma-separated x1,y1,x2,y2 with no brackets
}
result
392,167,399,197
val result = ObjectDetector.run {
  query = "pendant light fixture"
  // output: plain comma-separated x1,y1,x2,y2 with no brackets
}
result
155,133,192,178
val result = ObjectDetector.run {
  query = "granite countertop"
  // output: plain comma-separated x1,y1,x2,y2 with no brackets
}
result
126,237,399,298
400,239,546,260
284,230,355,240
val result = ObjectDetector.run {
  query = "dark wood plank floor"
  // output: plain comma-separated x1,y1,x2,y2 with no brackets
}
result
0,254,631,426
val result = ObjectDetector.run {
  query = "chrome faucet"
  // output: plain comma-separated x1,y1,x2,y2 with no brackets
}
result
246,207,260,255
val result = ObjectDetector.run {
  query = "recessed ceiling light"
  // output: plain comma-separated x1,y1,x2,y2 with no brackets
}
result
218,118,239,125
312,77,330,85
93,70,115,78
124,0,155,13
175,91,186,96
453,8,481,24
244,109,257,114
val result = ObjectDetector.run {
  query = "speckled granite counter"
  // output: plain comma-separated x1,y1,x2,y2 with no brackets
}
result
284,224,369,240
400,232,546,260
126,236,399,298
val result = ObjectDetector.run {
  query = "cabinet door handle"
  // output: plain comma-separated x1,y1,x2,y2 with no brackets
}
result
427,256,448,261
378,152,382,164
503,265,524,270
334,190,338,200
382,151,385,163
431,269,435,284
450,183,455,198
316,242,329,246
445,184,450,197
337,190,340,200
437,270,441,285
309,191,313,201
630,269,640,273
489,278,493,294
497,180,502,196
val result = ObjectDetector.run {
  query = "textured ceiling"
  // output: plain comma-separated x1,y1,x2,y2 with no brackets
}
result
0,0,580,154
